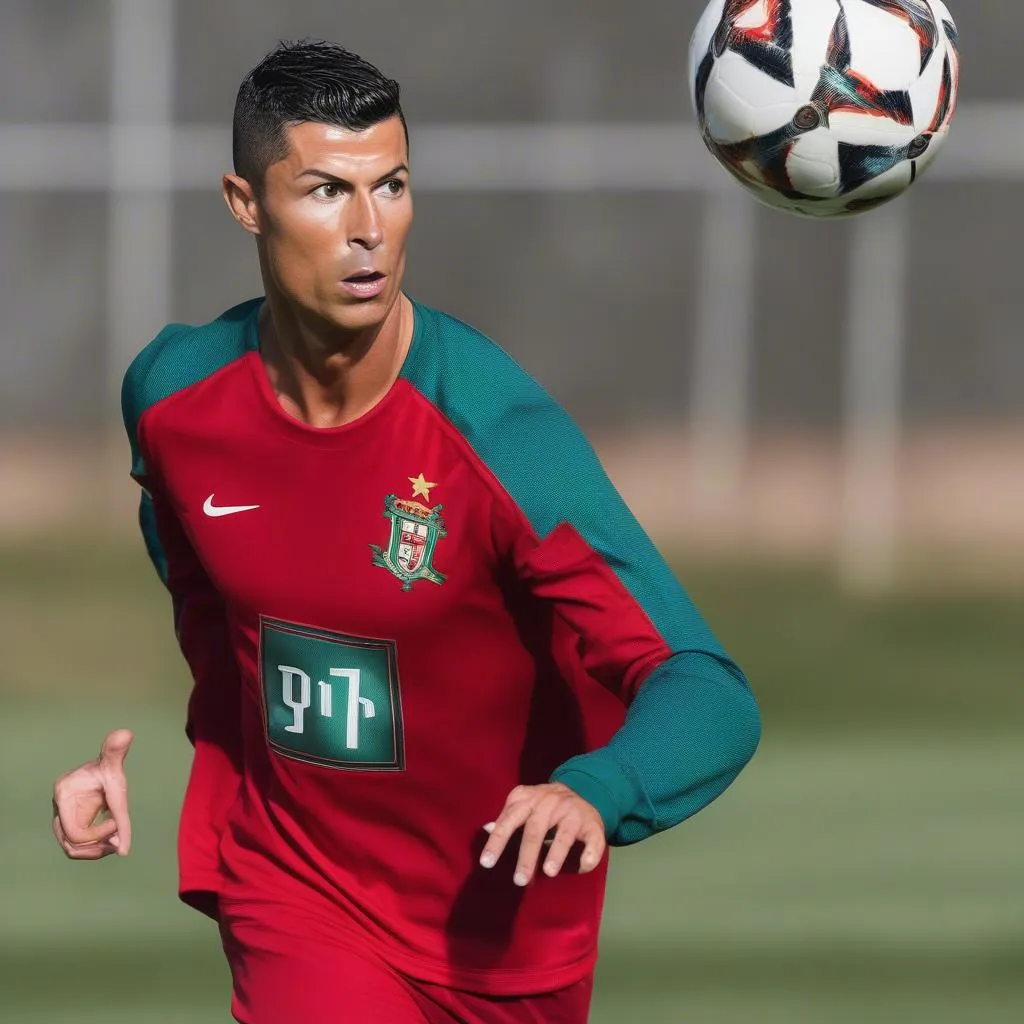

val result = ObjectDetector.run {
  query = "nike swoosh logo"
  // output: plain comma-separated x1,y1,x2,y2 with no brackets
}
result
203,494,261,518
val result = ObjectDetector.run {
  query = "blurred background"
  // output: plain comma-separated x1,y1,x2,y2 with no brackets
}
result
1,1,1020,1021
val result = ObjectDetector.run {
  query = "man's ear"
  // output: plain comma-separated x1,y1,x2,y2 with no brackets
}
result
223,174,261,235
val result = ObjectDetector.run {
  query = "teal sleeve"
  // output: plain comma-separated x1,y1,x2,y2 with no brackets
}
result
551,654,761,845
138,490,169,586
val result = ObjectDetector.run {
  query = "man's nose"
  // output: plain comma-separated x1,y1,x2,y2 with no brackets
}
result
349,192,383,250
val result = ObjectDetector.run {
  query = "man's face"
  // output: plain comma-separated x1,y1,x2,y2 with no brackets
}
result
254,117,412,332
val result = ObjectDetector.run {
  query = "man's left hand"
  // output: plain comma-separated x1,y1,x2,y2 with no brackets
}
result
479,782,606,886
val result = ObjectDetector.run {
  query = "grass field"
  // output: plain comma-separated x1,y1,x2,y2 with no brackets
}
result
2,537,1022,1022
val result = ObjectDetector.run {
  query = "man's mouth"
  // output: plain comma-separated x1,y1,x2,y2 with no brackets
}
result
340,270,389,299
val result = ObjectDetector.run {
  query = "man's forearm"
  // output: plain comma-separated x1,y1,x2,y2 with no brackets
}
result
551,652,761,844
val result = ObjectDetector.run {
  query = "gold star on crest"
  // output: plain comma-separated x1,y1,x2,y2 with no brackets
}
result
408,473,437,501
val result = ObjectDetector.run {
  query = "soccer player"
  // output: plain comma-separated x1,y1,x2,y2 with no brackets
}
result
51,41,761,1024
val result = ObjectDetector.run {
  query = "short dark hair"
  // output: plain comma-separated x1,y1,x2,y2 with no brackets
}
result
232,40,407,190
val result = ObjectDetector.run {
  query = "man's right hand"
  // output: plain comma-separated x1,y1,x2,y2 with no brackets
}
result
52,729,134,860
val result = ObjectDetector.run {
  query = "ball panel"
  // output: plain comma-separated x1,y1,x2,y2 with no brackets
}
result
844,0,924,91
841,159,915,212
935,9,960,129
705,53,803,141
689,0,728,112
908,31,946,133
828,109,917,148
932,0,959,55
790,0,842,93
785,133,841,196
854,0,940,75
702,67,756,142
837,139,913,194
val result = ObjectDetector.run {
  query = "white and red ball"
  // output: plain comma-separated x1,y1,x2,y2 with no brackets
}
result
688,0,960,217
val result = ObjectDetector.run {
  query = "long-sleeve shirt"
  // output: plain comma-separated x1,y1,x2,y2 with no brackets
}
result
121,295,761,996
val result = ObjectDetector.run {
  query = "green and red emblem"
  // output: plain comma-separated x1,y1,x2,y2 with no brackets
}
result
370,494,447,591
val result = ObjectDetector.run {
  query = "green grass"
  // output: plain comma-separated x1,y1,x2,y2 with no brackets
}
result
2,538,1022,1022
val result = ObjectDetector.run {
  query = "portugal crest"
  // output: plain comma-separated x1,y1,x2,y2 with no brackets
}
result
370,493,447,591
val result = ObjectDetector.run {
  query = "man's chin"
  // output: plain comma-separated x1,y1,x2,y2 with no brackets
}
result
327,291,399,332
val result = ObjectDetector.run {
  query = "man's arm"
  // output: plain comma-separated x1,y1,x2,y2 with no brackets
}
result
50,470,244,894
119,332,246,915
473,401,761,883
517,521,761,846
139,483,244,917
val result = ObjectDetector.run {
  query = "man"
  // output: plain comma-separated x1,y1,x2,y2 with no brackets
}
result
51,40,761,1024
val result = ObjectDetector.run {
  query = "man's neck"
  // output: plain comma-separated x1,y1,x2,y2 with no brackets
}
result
258,293,413,429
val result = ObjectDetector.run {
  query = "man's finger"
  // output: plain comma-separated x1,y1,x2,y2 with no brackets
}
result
515,798,568,886
98,730,133,856
479,797,535,870
541,818,582,879
503,785,533,806
53,815,117,859
99,729,134,771
61,835,119,860
577,819,607,874
99,773,132,857
57,806,118,847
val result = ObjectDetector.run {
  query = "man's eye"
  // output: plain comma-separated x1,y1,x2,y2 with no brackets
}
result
382,179,405,195
316,183,341,198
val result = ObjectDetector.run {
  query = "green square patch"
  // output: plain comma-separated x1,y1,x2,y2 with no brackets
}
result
259,617,404,771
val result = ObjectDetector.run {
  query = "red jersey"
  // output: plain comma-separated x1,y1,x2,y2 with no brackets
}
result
121,297,760,996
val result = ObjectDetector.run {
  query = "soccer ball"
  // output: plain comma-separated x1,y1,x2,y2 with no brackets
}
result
688,0,960,217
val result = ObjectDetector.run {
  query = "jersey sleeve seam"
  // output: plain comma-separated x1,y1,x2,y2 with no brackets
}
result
402,381,542,544
403,383,679,694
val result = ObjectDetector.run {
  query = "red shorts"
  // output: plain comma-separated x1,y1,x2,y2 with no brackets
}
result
218,897,594,1024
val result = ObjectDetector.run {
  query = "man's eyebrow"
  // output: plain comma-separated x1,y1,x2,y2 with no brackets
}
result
296,164,410,184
